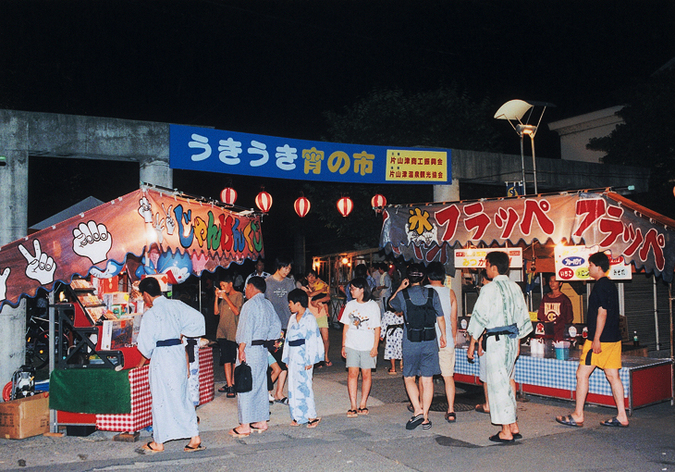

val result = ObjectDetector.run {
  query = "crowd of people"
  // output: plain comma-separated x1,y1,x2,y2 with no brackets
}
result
135,251,629,453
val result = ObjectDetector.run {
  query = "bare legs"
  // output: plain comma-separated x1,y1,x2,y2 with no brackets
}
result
320,327,330,365
404,376,433,422
224,362,234,388
347,367,372,410
443,375,455,414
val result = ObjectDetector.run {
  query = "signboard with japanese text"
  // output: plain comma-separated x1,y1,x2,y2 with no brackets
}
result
454,247,523,269
0,187,263,308
554,246,632,281
380,191,675,282
169,124,450,185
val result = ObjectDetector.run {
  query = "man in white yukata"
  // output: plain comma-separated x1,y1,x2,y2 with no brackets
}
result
136,277,205,453
282,289,324,428
467,251,532,443
230,276,282,437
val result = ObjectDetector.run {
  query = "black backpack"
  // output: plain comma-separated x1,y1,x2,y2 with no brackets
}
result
401,288,437,342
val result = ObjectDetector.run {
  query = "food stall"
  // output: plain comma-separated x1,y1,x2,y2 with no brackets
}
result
0,185,264,433
380,189,674,412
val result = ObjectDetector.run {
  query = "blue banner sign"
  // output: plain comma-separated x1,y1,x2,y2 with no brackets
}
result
169,124,451,185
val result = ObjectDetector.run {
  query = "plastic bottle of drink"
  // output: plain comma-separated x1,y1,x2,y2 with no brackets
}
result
633,331,639,347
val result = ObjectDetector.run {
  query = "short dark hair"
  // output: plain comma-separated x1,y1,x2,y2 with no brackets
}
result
138,277,162,297
349,277,373,302
353,263,368,278
407,263,425,284
219,273,234,284
287,288,308,307
275,256,293,271
486,251,509,275
306,269,318,278
247,276,266,293
426,261,446,281
588,252,610,272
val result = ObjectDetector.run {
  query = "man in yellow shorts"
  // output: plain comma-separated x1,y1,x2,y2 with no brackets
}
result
555,252,629,428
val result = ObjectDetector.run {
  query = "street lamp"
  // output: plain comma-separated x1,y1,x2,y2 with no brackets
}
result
494,100,554,195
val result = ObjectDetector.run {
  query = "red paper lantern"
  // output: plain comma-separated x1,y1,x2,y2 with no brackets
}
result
294,196,311,218
255,191,273,213
337,196,354,218
220,187,237,205
371,194,387,208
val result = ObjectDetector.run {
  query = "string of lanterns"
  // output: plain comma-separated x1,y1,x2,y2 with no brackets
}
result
220,187,387,218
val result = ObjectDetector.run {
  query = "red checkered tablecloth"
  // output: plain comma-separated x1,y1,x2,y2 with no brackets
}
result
96,347,214,432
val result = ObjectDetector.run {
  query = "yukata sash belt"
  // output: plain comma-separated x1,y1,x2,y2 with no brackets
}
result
287,339,305,347
481,324,518,352
156,338,181,347
251,339,277,349
387,324,404,337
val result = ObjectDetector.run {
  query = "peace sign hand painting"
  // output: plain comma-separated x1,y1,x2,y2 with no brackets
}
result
19,240,56,285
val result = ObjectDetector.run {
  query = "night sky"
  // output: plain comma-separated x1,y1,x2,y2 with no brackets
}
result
2,0,674,259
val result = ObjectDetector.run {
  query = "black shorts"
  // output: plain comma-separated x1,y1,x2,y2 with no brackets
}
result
218,338,238,365
269,341,287,371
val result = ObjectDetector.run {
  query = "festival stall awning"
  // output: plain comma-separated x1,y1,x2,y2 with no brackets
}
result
0,186,264,308
380,190,675,282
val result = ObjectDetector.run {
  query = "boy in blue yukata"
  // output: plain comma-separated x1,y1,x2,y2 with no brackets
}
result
282,289,324,428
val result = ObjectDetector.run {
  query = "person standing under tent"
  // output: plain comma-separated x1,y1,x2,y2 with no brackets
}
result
136,277,206,453
537,274,574,341
282,289,324,428
425,261,459,423
214,274,243,397
466,251,532,443
245,258,270,288
555,251,629,428
230,277,282,437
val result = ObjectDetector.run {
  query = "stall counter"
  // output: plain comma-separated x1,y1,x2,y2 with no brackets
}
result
454,346,673,415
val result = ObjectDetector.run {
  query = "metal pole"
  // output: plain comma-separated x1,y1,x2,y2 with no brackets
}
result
520,134,527,195
653,275,660,350
48,290,57,433
530,135,538,194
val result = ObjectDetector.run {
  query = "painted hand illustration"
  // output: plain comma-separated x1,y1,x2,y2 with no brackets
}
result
162,203,175,235
153,212,165,244
89,260,124,279
138,196,153,223
72,221,113,264
0,267,10,300
19,240,56,285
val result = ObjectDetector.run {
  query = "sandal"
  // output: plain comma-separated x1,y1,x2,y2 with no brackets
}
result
388,368,397,375
275,397,289,405
250,423,268,433
475,404,489,414
406,414,424,430
421,420,432,430
325,361,332,367
489,432,515,443
357,407,369,416
290,420,300,427
139,441,163,454
184,443,206,452
445,411,456,423
228,427,251,438
218,385,228,393
600,417,629,428
347,409,358,418
555,414,583,428
307,418,321,428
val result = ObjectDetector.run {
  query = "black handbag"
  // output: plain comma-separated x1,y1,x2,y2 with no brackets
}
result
234,361,252,393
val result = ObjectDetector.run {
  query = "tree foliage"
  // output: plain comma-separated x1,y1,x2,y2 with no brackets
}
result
322,86,503,151
588,66,675,217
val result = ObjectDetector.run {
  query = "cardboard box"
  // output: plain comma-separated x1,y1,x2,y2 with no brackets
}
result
0,392,50,439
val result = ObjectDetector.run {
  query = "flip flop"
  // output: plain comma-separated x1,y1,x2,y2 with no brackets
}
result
475,404,489,414
421,420,432,430
357,407,369,416
407,404,414,413
217,385,228,393
184,443,206,452
139,441,163,454
290,420,300,427
555,414,583,428
228,427,251,438
347,409,358,418
307,418,321,429
445,411,456,423
325,361,332,367
388,368,397,375
512,432,523,440
275,397,289,405
406,414,424,430
489,433,515,443
250,423,268,433
600,417,629,428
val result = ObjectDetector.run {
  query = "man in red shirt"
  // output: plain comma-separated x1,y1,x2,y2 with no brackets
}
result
537,274,574,341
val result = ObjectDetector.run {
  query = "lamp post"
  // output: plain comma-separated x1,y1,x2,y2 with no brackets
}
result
494,100,554,195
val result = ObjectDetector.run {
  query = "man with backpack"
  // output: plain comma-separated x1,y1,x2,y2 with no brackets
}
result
389,263,447,431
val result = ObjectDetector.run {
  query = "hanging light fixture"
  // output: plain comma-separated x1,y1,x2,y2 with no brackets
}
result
255,189,273,213
294,196,311,218
337,196,354,218
220,187,237,205
371,194,387,213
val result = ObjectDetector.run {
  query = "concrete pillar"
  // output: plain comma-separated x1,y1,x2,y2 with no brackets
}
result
0,115,30,386
139,158,172,189
433,179,463,320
